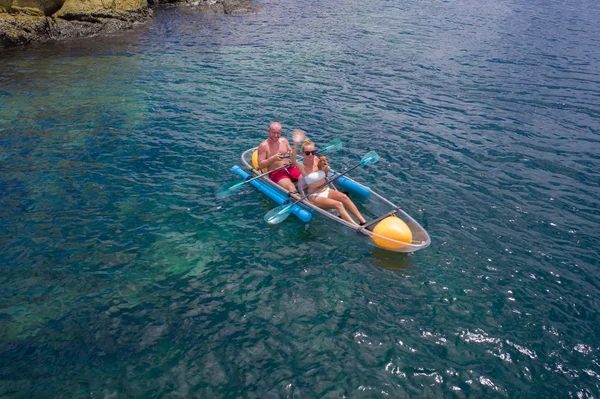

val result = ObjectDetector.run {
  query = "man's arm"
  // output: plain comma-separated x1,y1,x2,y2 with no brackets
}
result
282,138,293,153
258,142,281,170
257,142,269,169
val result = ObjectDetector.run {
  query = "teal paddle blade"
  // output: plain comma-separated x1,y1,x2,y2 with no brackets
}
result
361,151,380,165
216,181,246,199
264,203,293,224
320,139,342,154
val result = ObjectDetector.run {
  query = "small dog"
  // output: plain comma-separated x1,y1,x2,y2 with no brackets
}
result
317,156,330,172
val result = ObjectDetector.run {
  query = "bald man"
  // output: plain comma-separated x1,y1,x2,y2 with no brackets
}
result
257,122,301,192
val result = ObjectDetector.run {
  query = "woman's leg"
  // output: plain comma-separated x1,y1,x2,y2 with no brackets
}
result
327,190,366,224
309,196,358,226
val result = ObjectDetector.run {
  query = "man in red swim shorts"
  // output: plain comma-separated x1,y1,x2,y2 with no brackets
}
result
257,122,302,192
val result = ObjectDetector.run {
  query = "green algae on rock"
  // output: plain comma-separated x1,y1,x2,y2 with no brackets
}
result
0,0,258,48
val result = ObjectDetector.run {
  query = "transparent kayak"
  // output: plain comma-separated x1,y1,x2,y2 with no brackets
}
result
235,148,431,253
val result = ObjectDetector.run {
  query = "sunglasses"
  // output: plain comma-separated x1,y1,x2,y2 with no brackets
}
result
304,150,317,156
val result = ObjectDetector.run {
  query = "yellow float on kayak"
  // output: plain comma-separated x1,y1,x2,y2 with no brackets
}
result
251,150,268,172
372,216,413,250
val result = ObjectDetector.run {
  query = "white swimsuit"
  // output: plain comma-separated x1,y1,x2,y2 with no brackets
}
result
304,170,329,199
304,170,326,185
309,187,330,199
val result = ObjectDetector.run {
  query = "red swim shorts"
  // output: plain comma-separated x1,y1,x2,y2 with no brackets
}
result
269,166,302,185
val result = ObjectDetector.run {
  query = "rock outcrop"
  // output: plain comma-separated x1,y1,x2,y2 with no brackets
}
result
0,0,258,48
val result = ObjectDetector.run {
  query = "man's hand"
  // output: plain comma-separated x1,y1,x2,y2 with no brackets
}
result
271,153,284,162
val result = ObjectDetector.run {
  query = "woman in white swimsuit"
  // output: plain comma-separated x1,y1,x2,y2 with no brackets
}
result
290,129,367,226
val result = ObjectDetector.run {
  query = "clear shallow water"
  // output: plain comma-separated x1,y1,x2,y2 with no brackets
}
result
1,0,600,396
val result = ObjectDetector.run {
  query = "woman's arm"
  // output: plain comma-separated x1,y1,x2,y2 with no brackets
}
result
290,129,307,175
290,141,307,175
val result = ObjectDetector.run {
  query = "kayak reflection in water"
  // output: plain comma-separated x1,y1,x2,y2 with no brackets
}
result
290,129,366,226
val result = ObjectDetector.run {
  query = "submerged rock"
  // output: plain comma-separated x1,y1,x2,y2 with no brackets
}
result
0,0,258,48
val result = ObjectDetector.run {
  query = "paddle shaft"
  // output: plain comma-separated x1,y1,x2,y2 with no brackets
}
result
247,164,287,184
358,206,401,231
326,161,369,186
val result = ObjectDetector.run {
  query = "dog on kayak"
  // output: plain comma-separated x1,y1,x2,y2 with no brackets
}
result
317,156,329,171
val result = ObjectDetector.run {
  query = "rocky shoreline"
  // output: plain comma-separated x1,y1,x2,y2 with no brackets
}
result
0,0,258,48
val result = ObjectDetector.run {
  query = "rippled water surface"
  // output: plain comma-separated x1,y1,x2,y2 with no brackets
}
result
1,0,600,396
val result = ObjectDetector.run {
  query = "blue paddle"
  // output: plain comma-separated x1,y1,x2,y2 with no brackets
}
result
264,151,380,225
217,139,342,199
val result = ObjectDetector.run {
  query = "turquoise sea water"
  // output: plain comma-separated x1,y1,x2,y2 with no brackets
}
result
1,0,600,396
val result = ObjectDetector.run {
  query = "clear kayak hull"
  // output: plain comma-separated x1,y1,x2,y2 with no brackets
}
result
236,148,431,253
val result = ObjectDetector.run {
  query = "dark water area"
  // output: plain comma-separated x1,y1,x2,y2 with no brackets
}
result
1,0,600,396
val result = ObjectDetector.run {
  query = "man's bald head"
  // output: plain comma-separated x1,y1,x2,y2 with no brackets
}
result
269,122,282,134
268,122,282,142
